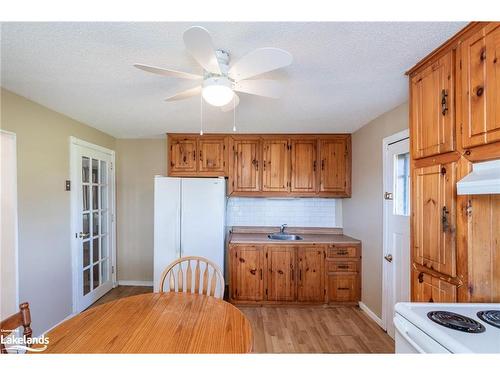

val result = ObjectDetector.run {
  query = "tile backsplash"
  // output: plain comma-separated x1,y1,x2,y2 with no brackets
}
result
226,197,341,227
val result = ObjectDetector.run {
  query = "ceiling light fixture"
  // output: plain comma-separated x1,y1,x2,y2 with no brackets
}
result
201,76,234,107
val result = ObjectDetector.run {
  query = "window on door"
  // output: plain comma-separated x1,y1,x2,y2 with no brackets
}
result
81,156,110,296
394,152,410,216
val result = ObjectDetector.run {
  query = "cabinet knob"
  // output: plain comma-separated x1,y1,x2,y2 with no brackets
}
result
476,86,484,97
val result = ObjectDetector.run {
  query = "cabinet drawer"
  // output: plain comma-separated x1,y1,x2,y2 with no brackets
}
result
327,246,357,258
327,274,359,302
326,261,358,272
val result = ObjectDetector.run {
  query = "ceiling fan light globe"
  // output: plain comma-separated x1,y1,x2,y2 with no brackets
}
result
202,77,234,107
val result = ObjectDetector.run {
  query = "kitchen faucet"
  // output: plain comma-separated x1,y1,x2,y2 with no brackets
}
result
280,224,288,233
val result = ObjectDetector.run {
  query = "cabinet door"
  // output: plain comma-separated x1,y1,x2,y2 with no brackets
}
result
297,247,324,302
290,139,317,193
198,137,226,174
460,24,500,148
413,161,457,277
233,139,261,192
230,246,264,301
410,50,455,159
266,247,296,301
327,274,359,302
412,270,457,303
466,194,500,302
169,137,197,174
262,139,289,192
319,137,350,195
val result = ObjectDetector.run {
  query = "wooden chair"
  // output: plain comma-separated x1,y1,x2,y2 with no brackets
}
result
159,256,225,299
1,302,32,354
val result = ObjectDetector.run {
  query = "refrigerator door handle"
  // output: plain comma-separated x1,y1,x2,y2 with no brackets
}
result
177,185,182,259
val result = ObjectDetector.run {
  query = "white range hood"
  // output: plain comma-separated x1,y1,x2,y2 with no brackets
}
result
457,159,500,195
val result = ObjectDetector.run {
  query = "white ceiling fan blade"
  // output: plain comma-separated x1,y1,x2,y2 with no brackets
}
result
233,80,284,98
229,48,292,81
165,86,202,101
183,26,221,75
133,63,202,80
220,94,240,112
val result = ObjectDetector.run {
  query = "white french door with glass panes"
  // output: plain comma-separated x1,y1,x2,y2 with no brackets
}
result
70,137,115,312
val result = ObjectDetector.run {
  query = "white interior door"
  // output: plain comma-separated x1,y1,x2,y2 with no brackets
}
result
382,132,410,338
71,138,115,312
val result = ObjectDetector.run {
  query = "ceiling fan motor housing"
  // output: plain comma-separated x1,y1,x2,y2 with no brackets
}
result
214,49,230,76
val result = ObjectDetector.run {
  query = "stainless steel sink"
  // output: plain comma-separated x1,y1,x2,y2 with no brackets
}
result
267,233,303,241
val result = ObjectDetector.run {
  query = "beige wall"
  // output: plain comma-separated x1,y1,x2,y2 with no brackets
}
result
115,139,165,283
343,102,408,318
0,88,115,335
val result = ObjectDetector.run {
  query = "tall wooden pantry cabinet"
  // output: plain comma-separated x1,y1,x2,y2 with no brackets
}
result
408,22,500,303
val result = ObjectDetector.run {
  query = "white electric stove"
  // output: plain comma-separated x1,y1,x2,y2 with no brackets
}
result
394,303,500,353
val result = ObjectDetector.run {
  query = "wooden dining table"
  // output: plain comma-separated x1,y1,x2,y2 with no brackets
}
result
40,292,253,353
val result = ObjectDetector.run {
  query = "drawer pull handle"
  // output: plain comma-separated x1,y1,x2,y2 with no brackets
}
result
337,250,348,255
337,287,350,290
337,265,349,269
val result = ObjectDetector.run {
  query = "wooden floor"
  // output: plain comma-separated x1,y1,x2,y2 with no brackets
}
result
91,286,394,353
240,305,394,353
90,285,153,308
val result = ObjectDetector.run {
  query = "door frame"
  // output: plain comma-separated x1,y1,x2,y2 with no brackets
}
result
0,129,20,318
69,136,117,313
381,129,409,332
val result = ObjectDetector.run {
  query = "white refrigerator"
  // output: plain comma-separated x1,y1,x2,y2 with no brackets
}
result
153,176,226,292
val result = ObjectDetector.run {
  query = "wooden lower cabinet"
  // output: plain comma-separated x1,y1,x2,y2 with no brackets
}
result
412,269,457,303
229,245,264,301
327,274,360,302
297,247,325,302
266,247,296,301
229,243,361,304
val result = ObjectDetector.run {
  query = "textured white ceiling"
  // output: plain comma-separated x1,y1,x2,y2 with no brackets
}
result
1,22,466,138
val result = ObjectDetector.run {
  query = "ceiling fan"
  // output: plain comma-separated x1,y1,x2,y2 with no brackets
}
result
134,26,292,112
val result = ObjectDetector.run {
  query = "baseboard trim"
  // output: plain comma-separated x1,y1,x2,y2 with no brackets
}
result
41,312,77,337
118,280,154,287
359,301,384,329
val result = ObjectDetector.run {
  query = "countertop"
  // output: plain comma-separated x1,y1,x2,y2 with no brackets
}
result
229,231,361,245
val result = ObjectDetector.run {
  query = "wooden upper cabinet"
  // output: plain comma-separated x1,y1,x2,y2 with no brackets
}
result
169,136,197,174
412,270,457,303
232,138,261,192
230,245,264,301
167,134,351,197
197,137,226,175
290,139,317,193
262,138,289,192
266,247,296,301
318,136,351,196
413,160,457,277
297,247,325,302
411,50,455,159
460,23,500,149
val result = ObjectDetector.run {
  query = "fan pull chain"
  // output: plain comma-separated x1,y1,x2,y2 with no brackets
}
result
232,97,237,132
199,94,204,136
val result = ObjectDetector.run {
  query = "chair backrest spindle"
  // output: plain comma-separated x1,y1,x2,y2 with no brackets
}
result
159,256,224,299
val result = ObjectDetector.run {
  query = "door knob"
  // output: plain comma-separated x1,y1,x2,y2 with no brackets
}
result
384,254,393,263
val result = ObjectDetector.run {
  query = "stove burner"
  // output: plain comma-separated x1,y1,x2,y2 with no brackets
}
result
427,311,485,333
477,310,500,329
